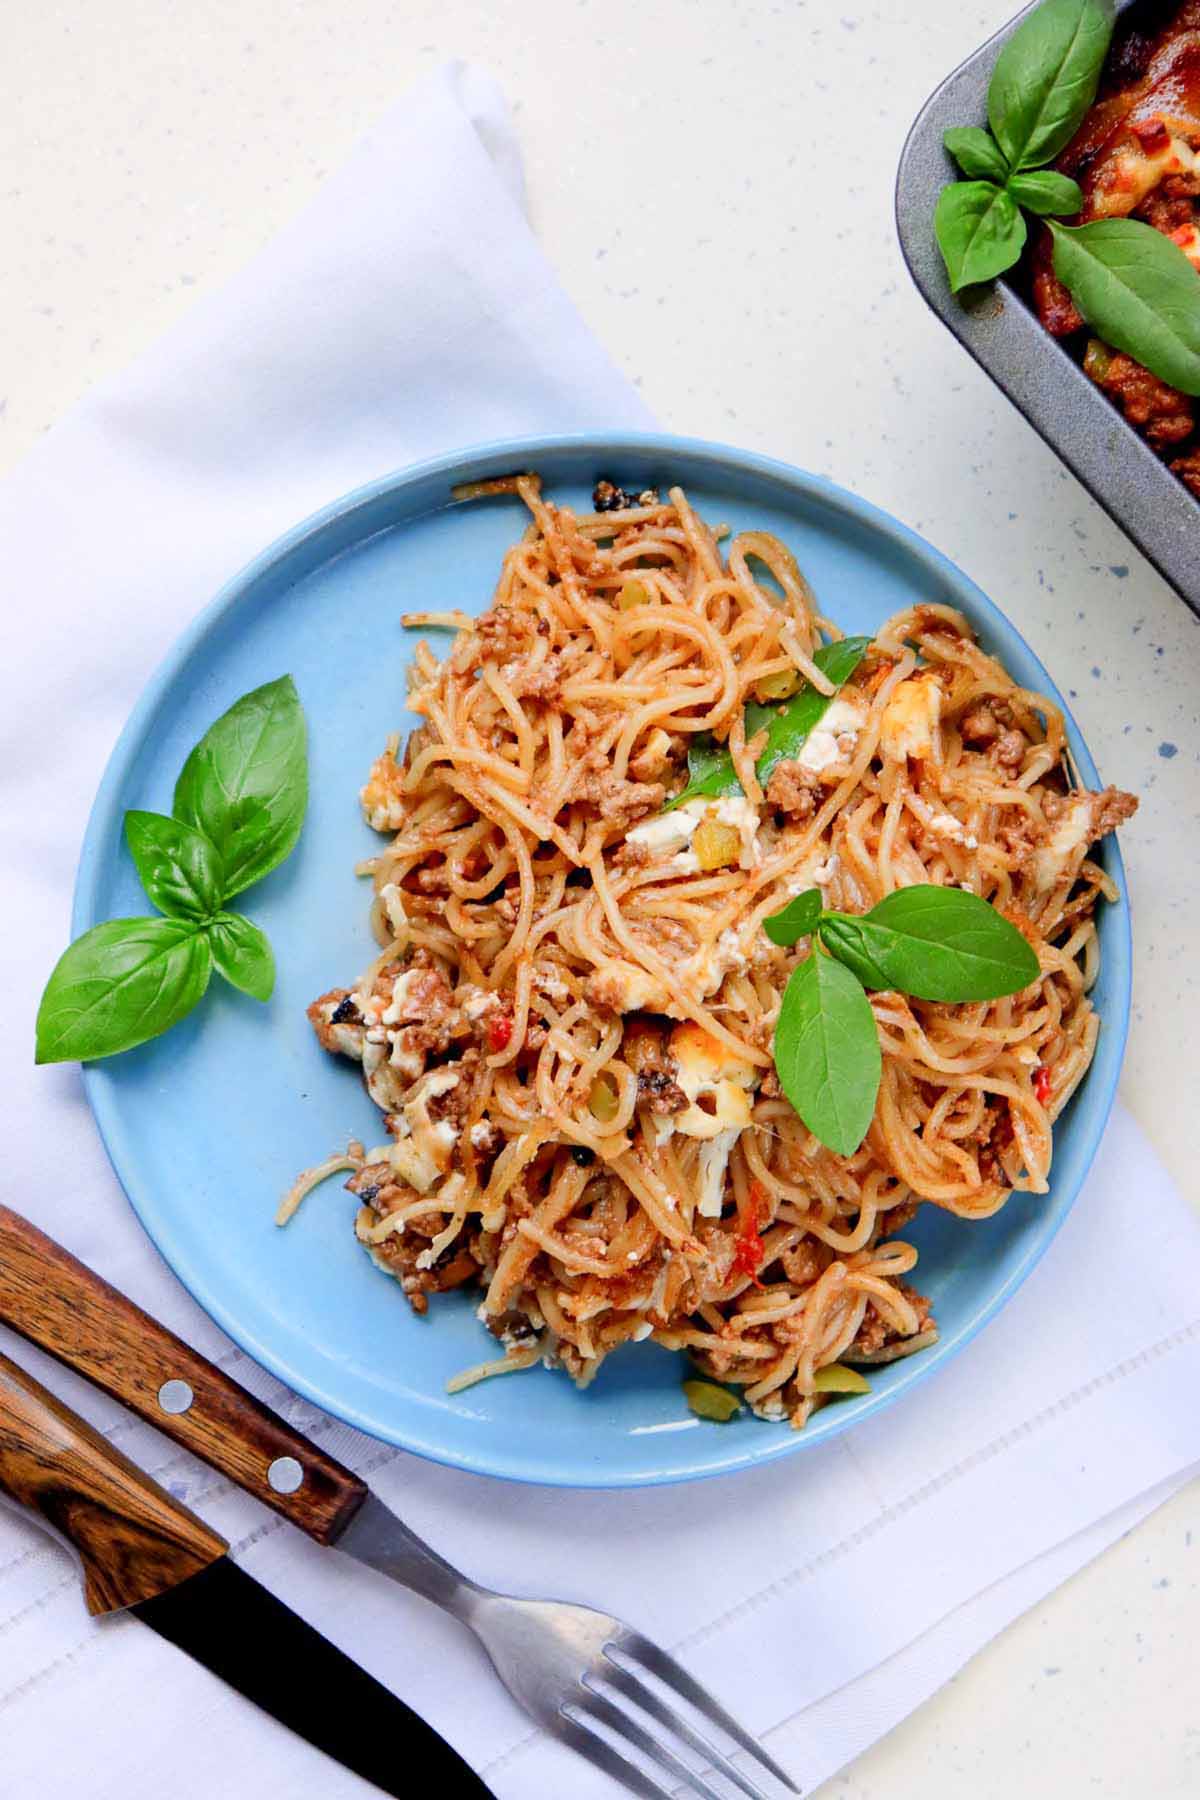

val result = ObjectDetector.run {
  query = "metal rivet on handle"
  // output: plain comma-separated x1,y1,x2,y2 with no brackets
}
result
267,1456,304,1494
157,1379,194,1415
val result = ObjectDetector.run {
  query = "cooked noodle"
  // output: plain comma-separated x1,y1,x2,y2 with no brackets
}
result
296,476,1135,1428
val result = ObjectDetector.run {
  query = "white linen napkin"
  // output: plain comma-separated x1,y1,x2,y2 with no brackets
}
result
2,62,1198,1799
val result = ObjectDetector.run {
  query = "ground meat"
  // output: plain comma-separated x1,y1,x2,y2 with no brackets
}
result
572,769,664,830
351,1167,483,1314
474,602,536,662
426,1051,480,1126
765,758,821,818
629,729,680,783
779,1237,834,1287
1086,348,1195,448
1090,786,1139,838
622,1018,672,1074
1031,231,1084,336
879,1195,920,1236
637,1071,688,1115
1171,444,1200,496
503,653,567,702
611,838,653,870
308,989,355,1049
1135,169,1200,233
959,704,1001,746
991,728,1027,771
850,1282,933,1357
385,961,463,1056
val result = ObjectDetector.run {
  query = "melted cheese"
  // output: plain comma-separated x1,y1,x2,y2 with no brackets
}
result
879,673,942,762
667,1023,757,1210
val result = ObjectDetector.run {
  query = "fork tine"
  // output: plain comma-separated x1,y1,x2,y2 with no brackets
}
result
569,1693,729,1800
609,1633,802,1793
592,1660,771,1800
559,1712,678,1799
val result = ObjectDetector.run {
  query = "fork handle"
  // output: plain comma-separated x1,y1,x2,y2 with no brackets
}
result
0,1206,368,1545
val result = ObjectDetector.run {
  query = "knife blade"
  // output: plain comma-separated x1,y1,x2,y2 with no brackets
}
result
0,1347,493,1798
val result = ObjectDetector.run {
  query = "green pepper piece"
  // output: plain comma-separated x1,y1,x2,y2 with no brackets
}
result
682,1379,742,1422
812,1363,871,1396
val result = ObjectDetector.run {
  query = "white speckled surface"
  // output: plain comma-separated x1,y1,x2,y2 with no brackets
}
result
3,1,1197,1792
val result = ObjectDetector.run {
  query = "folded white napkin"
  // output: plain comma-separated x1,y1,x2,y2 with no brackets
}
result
2,63,1198,1799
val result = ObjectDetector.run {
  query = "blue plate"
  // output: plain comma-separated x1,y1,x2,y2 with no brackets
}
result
75,433,1130,1488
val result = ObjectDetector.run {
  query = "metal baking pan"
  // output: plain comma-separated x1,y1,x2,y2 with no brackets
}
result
895,0,1199,617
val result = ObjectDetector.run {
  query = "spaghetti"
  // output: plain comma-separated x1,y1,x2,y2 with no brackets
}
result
297,475,1135,1427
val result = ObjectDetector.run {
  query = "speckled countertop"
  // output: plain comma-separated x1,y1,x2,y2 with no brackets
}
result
3,1,1197,1793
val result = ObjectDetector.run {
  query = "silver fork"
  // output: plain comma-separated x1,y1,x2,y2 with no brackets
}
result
340,1494,801,1797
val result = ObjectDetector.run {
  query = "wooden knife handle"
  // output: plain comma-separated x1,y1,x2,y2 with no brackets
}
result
0,1349,226,1615
0,1207,368,1545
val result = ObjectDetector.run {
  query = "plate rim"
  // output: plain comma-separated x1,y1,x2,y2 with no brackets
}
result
74,429,1131,1488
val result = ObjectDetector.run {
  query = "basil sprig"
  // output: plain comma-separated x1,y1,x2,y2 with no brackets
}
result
935,0,1101,293
933,0,1200,397
36,676,306,1065
666,636,871,811
769,884,1039,1155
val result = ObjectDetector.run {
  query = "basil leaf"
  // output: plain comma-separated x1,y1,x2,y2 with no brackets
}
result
208,911,275,1002
773,952,881,1158
35,918,212,1064
763,887,824,946
666,637,871,811
1049,219,1200,397
988,0,1111,172
935,182,1027,292
124,809,223,921
173,675,308,899
819,885,1040,1002
1006,168,1082,217
676,735,728,801
943,126,1009,184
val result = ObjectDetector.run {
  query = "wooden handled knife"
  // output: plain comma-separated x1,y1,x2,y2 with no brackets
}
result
0,1343,493,1795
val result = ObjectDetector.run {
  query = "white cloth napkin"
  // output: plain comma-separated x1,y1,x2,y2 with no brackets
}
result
1,62,1198,1799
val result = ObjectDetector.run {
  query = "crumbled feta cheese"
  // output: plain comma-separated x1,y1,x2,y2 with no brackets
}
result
786,852,838,898
627,810,701,858
353,990,388,1029
681,927,749,1001
470,1121,492,1148
628,794,761,873
794,695,866,774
